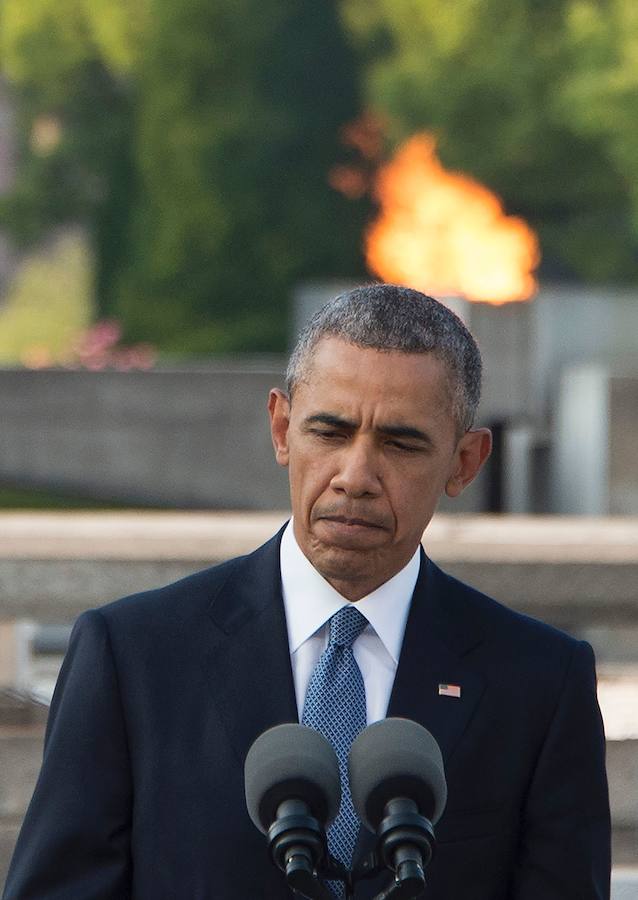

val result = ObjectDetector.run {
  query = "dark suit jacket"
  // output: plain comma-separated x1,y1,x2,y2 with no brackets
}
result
4,529,610,899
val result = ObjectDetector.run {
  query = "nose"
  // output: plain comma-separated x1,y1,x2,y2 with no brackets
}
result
330,439,382,498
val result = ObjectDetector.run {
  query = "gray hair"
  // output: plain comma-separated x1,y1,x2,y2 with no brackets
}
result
286,283,482,431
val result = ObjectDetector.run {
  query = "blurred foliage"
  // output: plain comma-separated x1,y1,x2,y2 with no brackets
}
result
558,0,638,232
1,0,638,356
342,0,638,282
66,319,156,370
113,0,368,352
0,230,93,365
0,0,147,81
0,0,367,352
0,0,144,322
0,231,156,367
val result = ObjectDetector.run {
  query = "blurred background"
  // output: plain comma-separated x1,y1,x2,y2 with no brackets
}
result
0,0,637,893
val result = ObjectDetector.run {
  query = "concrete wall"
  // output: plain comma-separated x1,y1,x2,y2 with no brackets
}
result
610,376,638,514
1,280,637,514
0,365,290,509
552,367,638,515
0,364,495,514
551,363,610,514
529,284,638,421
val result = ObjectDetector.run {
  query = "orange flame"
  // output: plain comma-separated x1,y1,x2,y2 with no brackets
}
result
366,134,540,304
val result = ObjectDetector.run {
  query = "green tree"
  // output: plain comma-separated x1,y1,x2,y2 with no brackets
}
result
0,0,148,314
557,0,638,231
115,0,367,352
2,0,367,351
343,0,638,282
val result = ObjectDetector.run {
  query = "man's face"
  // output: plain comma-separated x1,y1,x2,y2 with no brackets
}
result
269,337,490,600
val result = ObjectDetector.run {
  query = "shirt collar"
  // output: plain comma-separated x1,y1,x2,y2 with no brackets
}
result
280,520,420,664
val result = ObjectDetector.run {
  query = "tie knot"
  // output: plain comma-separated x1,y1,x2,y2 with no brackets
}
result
329,605,367,648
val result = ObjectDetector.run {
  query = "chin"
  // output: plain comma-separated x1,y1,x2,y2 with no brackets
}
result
311,542,378,580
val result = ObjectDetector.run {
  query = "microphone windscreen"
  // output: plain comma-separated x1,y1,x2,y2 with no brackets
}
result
348,718,447,831
244,724,341,834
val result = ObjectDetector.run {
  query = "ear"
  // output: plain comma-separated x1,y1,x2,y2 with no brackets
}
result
445,427,492,498
268,388,291,467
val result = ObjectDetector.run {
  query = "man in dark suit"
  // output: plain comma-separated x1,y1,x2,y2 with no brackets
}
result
4,285,610,899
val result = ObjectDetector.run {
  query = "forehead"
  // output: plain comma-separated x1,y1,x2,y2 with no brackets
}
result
294,337,455,424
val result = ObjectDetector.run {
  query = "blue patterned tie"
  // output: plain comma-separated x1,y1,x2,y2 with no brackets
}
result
302,605,368,894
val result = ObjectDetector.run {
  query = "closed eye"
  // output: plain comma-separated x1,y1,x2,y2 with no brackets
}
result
310,428,348,441
386,440,424,453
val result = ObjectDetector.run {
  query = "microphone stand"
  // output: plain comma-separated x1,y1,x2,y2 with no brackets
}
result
268,800,351,900
349,799,436,900
271,799,434,900
284,843,428,899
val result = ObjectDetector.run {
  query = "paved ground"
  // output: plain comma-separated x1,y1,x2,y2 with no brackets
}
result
612,869,638,899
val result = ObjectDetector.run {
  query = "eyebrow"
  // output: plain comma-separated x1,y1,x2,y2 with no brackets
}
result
303,413,433,446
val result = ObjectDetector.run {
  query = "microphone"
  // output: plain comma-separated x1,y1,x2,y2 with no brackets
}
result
348,718,447,896
244,724,342,898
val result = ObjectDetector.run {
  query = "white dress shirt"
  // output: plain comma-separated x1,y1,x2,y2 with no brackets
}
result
280,520,420,725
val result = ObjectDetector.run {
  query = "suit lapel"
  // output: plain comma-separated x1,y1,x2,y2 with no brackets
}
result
387,553,487,765
201,535,489,889
203,529,298,766
353,552,488,880
202,538,487,771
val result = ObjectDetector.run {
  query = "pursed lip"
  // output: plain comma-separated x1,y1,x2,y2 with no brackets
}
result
319,514,386,530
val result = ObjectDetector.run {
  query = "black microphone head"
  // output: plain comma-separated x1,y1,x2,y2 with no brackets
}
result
244,724,341,834
348,718,447,831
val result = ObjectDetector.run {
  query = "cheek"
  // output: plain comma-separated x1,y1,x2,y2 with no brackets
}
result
289,454,331,504
388,471,443,524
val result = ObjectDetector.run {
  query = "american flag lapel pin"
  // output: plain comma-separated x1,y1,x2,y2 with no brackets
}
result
438,683,461,699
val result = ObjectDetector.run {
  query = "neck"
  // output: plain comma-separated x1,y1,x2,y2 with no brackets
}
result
321,570,397,602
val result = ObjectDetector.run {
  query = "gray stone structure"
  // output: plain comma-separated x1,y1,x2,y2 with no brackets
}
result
552,366,638,514
1,281,637,514
0,363,289,509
